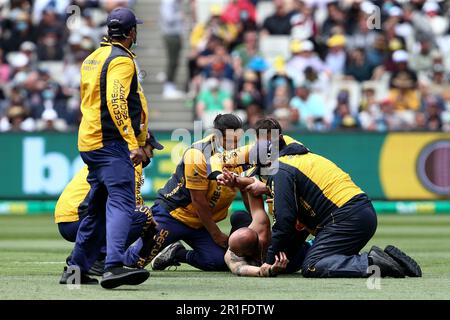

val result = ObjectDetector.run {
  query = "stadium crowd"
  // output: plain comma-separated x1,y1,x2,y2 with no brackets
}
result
189,0,450,131
0,0,135,132
1,0,450,132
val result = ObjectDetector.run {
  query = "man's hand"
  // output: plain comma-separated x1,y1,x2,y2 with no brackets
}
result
245,178,269,196
217,167,237,188
130,148,145,166
212,231,229,249
259,253,289,277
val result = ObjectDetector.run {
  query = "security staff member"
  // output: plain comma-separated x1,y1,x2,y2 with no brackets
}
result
251,119,421,278
64,7,150,289
215,118,421,278
125,114,249,271
56,131,163,277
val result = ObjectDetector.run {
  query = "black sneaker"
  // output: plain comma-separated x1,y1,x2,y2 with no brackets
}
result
150,242,184,271
384,245,422,277
87,259,105,276
100,266,150,289
368,246,405,278
59,266,99,285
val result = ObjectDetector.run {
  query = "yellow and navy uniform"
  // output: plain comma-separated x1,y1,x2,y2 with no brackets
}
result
155,135,245,229
78,39,148,152
54,164,145,224
207,135,302,175
266,142,365,262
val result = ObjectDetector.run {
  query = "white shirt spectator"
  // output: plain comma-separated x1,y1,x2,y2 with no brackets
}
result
325,50,346,75
32,0,70,24
160,0,184,36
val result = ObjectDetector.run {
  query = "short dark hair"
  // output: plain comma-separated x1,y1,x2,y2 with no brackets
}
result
213,114,243,133
254,118,283,137
108,22,135,40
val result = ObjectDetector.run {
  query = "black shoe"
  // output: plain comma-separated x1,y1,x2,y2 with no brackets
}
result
368,246,405,278
150,241,184,271
59,266,99,285
87,259,105,276
100,266,150,289
384,245,422,277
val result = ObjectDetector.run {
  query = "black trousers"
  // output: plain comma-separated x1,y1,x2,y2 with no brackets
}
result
301,195,378,278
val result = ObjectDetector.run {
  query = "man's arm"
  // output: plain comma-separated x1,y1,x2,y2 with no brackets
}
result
246,192,271,256
106,57,139,150
265,169,299,264
225,250,289,277
224,249,261,277
184,148,228,248
190,189,228,248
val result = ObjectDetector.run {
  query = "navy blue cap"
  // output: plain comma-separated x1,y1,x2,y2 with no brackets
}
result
107,7,143,31
146,129,164,150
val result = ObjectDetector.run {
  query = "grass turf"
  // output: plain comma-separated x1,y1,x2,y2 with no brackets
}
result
0,214,449,300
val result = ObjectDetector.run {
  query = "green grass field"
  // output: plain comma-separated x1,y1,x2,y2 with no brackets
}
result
1,214,450,300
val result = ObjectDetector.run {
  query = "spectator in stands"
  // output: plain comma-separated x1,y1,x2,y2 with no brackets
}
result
379,98,412,131
35,7,66,60
389,50,418,88
287,39,327,75
422,1,448,37
421,94,445,131
19,41,37,68
221,0,256,25
1,8,35,54
366,34,388,69
428,63,450,104
161,0,185,99
261,0,293,35
389,71,420,112
2,104,35,132
231,29,260,77
289,0,315,40
410,37,438,75
273,106,293,131
9,51,31,84
331,90,359,130
299,65,328,95
359,87,384,131
37,107,67,132
235,70,263,110
385,6,415,52
325,34,346,75
346,2,378,51
290,81,327,131
321,1,346,39
202,44,234,93
270,82,291,114
32,0,70,23
0,48,10,86
101,0,134,13
0,48,10,112
195,78,234,128
381,37,405,74
37,30,64,60
244,103,264,129
190,5,239,52
265,58,295,112
344,47,374,82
